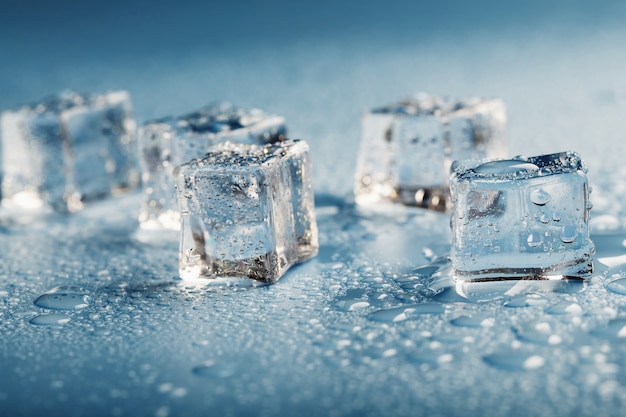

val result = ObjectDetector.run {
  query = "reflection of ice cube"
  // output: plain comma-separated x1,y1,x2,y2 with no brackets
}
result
0,90,138,213
139,103,286,230
355,93,507,211
176,140,318,283
450,151,595,281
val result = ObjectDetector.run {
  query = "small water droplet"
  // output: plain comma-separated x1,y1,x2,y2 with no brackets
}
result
560,226,578,243
530,189,551,206
192,360,236,378
29,313,71,326
34,286,89,310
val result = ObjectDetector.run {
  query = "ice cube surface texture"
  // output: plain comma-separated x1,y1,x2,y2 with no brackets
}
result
355,93,507,211
450,151,595,281
176,140,318,283
139,103,286,230
0,90,139,212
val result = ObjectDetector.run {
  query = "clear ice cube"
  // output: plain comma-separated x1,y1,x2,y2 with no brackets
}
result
176,140,318,283
450,151,595,281
354,93,507,211
0,90,139,213
139,103,286,230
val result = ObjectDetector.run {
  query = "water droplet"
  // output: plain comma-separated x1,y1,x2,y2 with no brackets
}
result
590,318,626,340
504,294,547,308
192,360,236,378
29,313,71,326
527,231,544,248
546,301,583,315
450,315,494,328
34,286,89,310
530,189,551,206
475,160,539,175
560,226,578,243
368,303,444,322
483,351,545,371
606,279,626,295
552,212,561,222
513,323,562,346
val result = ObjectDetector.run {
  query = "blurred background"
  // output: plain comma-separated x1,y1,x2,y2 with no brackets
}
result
2,0,626,199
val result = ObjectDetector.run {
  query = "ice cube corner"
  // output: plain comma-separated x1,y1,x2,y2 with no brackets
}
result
355,93,507,211
139,103,286,230
0,90,139,212
450,151,595,281
176,140,318,283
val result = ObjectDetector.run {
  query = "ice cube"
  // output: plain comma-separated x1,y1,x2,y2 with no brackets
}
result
176,140,318,283
0,90,138,213
139,102,286,230
354,93,507,211
450,151,595,281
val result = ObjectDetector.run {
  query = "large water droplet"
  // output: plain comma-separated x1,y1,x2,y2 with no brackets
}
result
29,313,71,326
527,231,544,248
590,318,626,341
606,278,626,295
560,226,578,243
475,160,539,176
530,189,551,206
34,286,89,310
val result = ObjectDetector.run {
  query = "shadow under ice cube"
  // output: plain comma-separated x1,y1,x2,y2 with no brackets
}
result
355,93,507,211
0,90,138,213
176,140,318,283
450,151,595,281
139,103,286,230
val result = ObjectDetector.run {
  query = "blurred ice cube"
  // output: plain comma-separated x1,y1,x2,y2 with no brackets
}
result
355,93,507,211
0,90,139,213
139,102,286,230
450,151,595,281
176,140,317,283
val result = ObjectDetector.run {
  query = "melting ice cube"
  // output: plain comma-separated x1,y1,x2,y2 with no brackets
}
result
354,93,507,211
0,90,138,213
138,103,286,230
176,140,317,283
450,151,595,281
